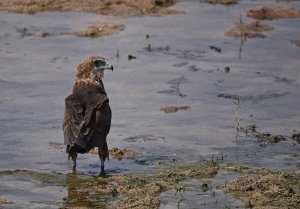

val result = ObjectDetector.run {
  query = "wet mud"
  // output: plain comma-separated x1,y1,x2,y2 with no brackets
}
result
160,105,190,113
291,130,300,143
52,144,143,160
0,0,182,17
21,21,125,38
201,0,238,5
0,160,220,209
225,165,300,209
245,124,288,147
292,39,300,47
247,6,300,20
67,21,125,38
109,148,143,160
225,21,273,39
0,198,10,205
1,161,299,208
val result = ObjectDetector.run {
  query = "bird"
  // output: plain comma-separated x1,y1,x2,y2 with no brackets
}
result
63,56,113,176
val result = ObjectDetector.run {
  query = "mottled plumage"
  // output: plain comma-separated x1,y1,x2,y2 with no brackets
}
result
63,56,113,176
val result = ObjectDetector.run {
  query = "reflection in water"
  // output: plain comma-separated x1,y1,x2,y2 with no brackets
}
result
61,172,109,209
238,36,245,59
158,75,187,97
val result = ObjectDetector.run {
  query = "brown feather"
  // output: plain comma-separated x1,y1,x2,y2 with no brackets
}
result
63,56,111,161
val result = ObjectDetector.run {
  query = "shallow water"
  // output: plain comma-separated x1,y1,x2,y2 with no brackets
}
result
0,0,300,208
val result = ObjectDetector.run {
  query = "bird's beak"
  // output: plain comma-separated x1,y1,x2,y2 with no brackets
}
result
93,59,113,72
105,60,113,71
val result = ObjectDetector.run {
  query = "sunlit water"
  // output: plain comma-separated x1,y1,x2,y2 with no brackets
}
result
0,0,300,208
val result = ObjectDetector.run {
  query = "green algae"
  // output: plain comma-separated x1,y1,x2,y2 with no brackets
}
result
59,160,220,208
224,164,270,176
226,173,300,208
1,161,299,208
112,160,220,208
244,124,300,147
223,164,300,209
0,169,65,186
159,160,219,181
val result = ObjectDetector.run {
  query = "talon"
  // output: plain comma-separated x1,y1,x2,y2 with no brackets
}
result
99,171,105,177
99,165,105,177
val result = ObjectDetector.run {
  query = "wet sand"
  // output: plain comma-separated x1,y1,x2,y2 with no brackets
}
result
225,21,273,39
247,6,300,20
0,0,182,17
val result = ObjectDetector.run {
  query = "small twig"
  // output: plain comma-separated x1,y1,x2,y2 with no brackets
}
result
234,97,242,139
177,198,185,209
175,76,186,97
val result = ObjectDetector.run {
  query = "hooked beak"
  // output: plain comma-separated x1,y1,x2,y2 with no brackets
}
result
93,59,113,72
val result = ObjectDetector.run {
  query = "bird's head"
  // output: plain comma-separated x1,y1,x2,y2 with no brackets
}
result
76,56,113,82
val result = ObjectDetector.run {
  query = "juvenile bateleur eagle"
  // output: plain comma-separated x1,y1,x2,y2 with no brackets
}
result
63,56,113,176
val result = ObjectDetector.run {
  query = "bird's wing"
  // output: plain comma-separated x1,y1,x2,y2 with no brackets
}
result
63,94,84,146
95,100,112,135
63,92,109,147
83,93,108,126
75,94,110,151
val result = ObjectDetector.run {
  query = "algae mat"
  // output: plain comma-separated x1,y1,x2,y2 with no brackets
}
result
1,162,299,208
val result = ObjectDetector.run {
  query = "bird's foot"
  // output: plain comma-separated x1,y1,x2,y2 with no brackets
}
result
99,166,106,177
99,171,106,177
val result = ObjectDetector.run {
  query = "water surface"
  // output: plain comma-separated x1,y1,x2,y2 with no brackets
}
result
0,0,300,208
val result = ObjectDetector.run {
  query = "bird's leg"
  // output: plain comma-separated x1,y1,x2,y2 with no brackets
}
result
100,157,105,177
98,149,105,177
72,153,77,170
68,151,77,171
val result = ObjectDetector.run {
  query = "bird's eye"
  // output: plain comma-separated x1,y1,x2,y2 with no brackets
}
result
94,60,106,68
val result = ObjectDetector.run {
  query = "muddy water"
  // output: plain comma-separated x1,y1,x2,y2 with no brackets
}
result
0,0,300,208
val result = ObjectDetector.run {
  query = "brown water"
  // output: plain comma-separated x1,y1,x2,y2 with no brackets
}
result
0,0,300,208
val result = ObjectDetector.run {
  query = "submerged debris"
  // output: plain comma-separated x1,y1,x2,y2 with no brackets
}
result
201,0,238,5
291,130,300,143
247,6,300,20
0,0,183,17
89,147,143,159
256,133,287,147
246,125,287,147
62,160,220,208
115,196,160,209
73,22,125,38
1,160,299,208
160,106,190,113
225,21,273,39
224,164,270,176
201,183,209,192
159,161,219,180
128,54,137,61
209,45,222,53
0,169,65,186
124,135,166,143
0,198,10,205
276,0,300,2
36,31,50,38
109,148,143,160
291,39,300,47
224,66,230,73
26,22,125,39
